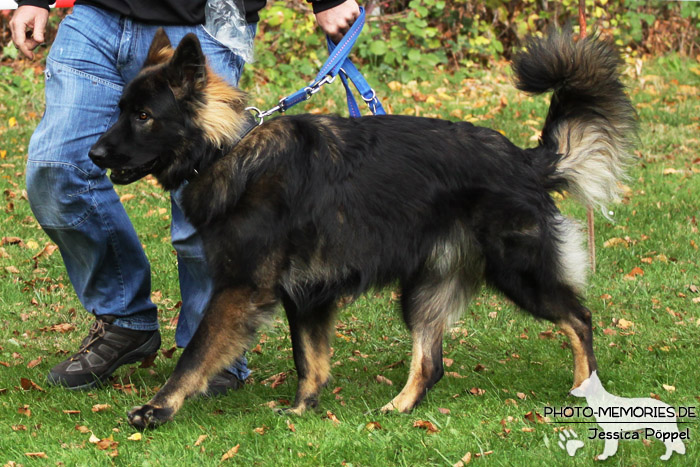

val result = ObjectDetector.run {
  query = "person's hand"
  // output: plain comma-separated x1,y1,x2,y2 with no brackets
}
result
314,0,361,44
10,5,49,59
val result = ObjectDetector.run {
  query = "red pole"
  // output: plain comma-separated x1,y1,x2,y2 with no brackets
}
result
577,0,596,272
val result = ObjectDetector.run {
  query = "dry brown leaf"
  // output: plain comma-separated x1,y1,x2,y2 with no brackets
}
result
615,318,635,330
438,408,451,415
25,452,47,459
63,410,81,414
194,434,208,446
326,410,341,425
524,411,544,424
603,237,629,248
261,371,287,388
32,243,58,260
18,405,31,417
376,375,393,386
91,403,112,413
221,444,240,461
453,451,472,466
286,419,296,433
27,356,42,368
365,421,382,431
413,419,439,434
20,378,45,392
253,426,266,435
663,384,676,392
469,387,486,396
624,267,644,280
11,425,27,431
516,392,527,400
127,432,142,441
120,194,136,203
75,425,90,433
5,266,20,274
161,345,178,359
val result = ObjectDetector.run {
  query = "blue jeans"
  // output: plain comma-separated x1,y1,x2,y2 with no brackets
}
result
26,5,251,380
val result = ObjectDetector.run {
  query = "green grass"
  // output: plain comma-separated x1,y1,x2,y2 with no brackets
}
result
1,52,699,465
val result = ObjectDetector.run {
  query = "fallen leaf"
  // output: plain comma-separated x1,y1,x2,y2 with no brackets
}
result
120,194,136,203
221,444,240,461
413,419,439,434
524,411,544,424
453,452,472,466
27,356,42,368
161,345,178,358
11,425,27,431
127,432,142,441
469,387,486,396
18,405,31,417
20,378,45,392
443,357,454,367
194,434,208,446
376,375,393,386
75,425,90,433
25,452,47,459
91,403,112,413
624,267,644,280
262,371,287,389
63,410,81,414
615,318,635,329
604,237,629,248
253,426,266,435
286,419,296,433
516,392,527,400
89,434,101,444
32,243,58,260
326,410,340,425
5,266,20,274
438,408,451,415
663,384,676,392
365,421,382,431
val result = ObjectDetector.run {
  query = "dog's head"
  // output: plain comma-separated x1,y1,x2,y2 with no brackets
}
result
89,28,248,189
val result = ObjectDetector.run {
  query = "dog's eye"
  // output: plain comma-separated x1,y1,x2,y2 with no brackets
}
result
137,112,150,121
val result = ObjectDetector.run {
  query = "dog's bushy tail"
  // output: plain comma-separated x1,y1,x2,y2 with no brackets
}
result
512,28,637,215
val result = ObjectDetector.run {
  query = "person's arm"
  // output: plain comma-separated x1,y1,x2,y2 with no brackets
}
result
309,0,360,43
10,2,51,59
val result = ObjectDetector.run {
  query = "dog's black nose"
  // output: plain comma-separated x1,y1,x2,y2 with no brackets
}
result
89,145,108,166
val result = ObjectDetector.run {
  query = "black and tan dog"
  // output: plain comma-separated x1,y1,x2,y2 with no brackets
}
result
89,28,636,429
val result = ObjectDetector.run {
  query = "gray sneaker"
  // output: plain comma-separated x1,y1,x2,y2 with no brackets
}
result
47,315,161,389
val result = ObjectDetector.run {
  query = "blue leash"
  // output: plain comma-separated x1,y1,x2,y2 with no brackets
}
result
246,6,386,124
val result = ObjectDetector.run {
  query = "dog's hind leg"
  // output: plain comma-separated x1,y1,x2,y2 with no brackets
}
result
483,219,597,390
281,293,336,415
128,286,277,429
381,268,476,413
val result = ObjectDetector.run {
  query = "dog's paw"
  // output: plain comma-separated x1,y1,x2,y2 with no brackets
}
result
127,404,174,430
274,405,308,416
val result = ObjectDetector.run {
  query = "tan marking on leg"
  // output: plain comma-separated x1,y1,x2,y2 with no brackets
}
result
381,337,425,413
146,287,275,416
289,327,331,415
559,322,591,388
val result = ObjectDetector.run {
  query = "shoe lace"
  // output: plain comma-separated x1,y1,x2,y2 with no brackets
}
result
71,319,107,359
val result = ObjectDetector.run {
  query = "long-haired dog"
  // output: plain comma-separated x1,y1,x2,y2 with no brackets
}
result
89,28,637,428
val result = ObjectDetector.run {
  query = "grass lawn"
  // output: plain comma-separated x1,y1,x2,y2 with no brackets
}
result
0,46,699,465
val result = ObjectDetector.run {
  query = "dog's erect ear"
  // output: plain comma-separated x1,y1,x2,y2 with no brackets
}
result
168,33,207,92
145,28,173,66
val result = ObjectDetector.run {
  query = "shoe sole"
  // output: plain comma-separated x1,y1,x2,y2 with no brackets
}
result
47,331,162,390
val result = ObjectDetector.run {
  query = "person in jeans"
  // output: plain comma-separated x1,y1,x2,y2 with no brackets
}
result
10,0,359,393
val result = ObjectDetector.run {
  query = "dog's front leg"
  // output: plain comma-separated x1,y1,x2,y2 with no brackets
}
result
128,286,276,429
